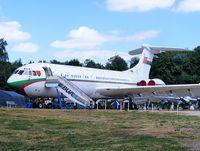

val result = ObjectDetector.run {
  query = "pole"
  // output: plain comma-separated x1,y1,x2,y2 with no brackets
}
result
127,102,130,112
120,102,123,111
56,89,61,108
177,104,179,115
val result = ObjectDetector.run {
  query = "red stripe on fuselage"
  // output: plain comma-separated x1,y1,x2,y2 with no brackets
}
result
18,79,46,94
18,79,136,95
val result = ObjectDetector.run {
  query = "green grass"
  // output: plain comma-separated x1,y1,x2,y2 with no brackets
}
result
1,109,200,150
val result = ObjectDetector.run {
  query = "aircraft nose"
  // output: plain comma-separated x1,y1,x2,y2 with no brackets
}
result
7,75,17,89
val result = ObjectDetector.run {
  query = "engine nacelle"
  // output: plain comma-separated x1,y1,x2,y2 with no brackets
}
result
137,79,165,86
151,79,165,85
147,80,156,86
137,80,147,86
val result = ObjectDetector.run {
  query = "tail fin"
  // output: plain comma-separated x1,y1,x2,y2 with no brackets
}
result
125,44,191,81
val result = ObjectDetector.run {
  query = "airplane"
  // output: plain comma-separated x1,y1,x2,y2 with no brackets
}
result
7,44,200,107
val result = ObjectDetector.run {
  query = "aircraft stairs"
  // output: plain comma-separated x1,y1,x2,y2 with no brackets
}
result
45,75,94,108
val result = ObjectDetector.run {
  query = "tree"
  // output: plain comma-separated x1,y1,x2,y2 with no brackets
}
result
0,60,22,90
149,51,196,84
106,55,128,71
13,59,23,67
0,38,9,62
38,60,47,63
29,61,34,64
150,52,181,84
50,59,63,64
129,57,139,68
67,59,82,66
84,59,105,69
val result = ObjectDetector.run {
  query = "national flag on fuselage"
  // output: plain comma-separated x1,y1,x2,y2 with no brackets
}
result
143,57,152,65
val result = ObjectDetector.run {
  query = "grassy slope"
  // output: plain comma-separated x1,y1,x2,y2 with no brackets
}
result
1,109,200,151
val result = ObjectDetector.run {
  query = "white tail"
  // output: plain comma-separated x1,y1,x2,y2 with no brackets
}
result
126,44,191,82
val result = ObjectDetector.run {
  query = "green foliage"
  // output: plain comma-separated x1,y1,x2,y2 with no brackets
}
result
50,59,63,65
13,59,23,67
84,59,105,69
106,55,128,71
0,61,22,90
0,38,9,62
38,60,47,63
129,57,139,68
50,59,83,66
150,47,200,84
67,59,82,66
0,38,23,90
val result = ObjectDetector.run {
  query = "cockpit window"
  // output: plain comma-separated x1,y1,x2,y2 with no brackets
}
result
14,69,41,76
18,70,24,75
14,70,19,74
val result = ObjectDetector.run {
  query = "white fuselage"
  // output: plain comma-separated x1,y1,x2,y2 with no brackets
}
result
7,63,140,99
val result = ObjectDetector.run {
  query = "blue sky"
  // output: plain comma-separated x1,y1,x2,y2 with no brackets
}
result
0,0,200,64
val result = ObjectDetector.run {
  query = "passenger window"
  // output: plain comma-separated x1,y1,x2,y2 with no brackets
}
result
32,71,37,76
36,71,41,76
24,70,29,75
18,70,24,75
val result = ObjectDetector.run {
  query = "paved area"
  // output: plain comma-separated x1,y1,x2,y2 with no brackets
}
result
158,110,200,116
177,111,200,116
146,110,200,116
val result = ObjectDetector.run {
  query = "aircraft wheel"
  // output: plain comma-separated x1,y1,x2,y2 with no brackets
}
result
38,102,43,108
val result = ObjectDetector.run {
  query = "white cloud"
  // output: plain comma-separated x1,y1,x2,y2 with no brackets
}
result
0,20,40,53
0,21,31,42
175,0,200,12
11,42,39,53
125,30,160,41
51,26,106,49
51,26,160,61
51,26,159,49
106,0,175,12
109,30,124,35
54,49,132,62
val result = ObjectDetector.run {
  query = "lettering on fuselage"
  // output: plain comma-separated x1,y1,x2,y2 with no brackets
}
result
62,85,74,96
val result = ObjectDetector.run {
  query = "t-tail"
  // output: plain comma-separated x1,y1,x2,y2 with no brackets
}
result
125,44,191,82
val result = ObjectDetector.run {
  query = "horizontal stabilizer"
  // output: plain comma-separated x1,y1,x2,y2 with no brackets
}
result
129,44,191,55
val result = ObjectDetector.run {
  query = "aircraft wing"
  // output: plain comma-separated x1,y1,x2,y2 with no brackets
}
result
96,84,200,98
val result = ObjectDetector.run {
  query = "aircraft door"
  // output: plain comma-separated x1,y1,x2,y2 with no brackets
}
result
43,67,53,78
24,68,31,80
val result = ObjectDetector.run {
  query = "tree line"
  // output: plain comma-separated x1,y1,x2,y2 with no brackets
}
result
150,47,200,84
1,38,200,91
